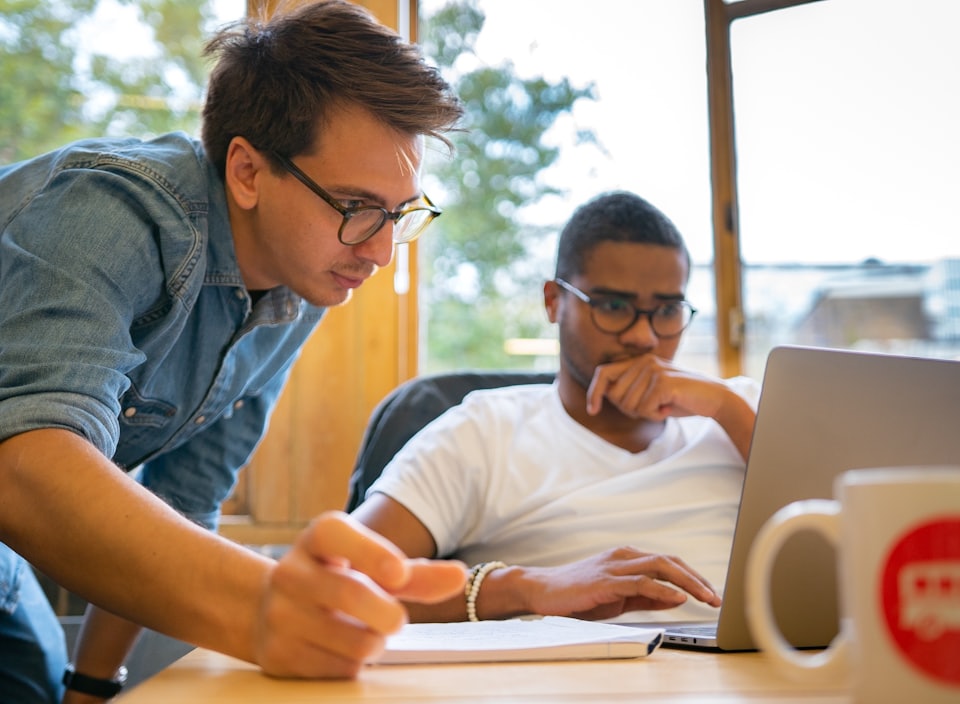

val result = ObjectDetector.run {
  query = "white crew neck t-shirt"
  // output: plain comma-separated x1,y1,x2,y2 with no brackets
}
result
368,378,759,622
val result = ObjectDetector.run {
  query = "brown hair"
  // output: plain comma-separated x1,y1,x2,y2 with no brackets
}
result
201,0,463,177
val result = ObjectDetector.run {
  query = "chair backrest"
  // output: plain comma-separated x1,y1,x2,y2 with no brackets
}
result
345,370,556,512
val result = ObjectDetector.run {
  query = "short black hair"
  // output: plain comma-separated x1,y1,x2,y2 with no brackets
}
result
555,191,691,280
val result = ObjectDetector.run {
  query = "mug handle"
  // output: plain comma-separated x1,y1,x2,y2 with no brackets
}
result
745,499,851,683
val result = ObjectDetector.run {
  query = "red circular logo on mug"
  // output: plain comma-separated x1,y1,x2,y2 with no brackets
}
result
881,516,960,686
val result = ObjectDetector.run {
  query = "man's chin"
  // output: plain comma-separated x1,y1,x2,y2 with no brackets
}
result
300,287,353,308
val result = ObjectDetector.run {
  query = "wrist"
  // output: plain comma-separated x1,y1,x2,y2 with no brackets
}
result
512,564,560,616
714,385,756,460
62,663,128,699
470,564,534,620
465,561,507,621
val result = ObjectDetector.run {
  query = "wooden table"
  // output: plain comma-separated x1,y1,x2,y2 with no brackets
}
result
119,646,850,703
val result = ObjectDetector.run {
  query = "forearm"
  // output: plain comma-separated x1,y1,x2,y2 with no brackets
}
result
0,429,271,665
404,565,531,623
408,548,725,624
713,385,757,460
63,606,142,704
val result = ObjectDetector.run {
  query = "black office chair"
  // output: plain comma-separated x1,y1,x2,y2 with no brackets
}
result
345,370,556,512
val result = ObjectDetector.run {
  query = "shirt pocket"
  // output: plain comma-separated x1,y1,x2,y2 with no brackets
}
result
115,385,178,462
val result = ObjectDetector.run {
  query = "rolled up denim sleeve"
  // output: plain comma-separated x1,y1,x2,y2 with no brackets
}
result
0,167,168,456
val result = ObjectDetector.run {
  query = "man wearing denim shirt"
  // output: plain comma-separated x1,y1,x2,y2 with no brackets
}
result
0,2,467,701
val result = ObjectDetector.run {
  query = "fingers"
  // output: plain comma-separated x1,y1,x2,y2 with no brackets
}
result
297,511,411,591
255,512,416,678
296,512,467,601
621,553,722,607
256,590,389,678
391,558,467,603
586,368,612,415
621,576,689,609
587,358,660,418
256,586,390,678
589,356,715,420
273,547,409,635
529,548,723,621
615,367,661,418
589,547,723,609
257,512,470,678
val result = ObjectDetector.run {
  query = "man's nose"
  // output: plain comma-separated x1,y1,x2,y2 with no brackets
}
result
352,221,396,268
618,311,659,346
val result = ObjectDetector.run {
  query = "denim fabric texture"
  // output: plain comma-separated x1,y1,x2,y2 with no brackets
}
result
0,545,67,704
0,133,326,695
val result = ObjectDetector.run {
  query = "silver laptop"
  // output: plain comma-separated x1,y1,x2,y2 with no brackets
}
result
660,345,960,651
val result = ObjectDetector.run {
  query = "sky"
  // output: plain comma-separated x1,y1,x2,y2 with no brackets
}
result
74,0,245,58
424,0,960,265
81,0,960,266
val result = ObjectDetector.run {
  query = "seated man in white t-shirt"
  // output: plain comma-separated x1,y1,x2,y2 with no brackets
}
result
352,191,759,624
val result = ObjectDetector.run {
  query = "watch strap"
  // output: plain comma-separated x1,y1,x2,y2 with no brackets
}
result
62,664,128,698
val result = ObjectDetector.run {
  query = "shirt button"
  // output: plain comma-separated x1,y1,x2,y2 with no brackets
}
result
233,400,244,410
194,416,206,425
123,407,137,418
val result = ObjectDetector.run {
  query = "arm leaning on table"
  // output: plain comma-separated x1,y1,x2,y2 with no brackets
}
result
351,358,754,625
0,1,467,698
0,429,466,681
354,493,722,623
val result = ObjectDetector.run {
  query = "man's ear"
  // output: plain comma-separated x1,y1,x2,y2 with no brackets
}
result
224,137,263,211
544,279,561,323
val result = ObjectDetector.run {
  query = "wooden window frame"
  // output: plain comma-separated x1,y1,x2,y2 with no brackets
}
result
223,0,822,543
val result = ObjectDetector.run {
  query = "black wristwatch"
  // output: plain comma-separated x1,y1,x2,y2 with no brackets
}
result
62,663,128,698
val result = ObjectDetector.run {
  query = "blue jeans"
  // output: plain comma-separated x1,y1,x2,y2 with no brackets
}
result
0,544,66,704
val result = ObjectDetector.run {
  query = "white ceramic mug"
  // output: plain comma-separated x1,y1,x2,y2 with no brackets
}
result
745,466,960,703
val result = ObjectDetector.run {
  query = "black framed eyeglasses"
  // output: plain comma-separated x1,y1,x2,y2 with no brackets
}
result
554,278,697,338
271,152,441,245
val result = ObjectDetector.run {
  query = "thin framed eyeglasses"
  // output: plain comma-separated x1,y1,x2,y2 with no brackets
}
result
554,278,697,338
271,152,441,245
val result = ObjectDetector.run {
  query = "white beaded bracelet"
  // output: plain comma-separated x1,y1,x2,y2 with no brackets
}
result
465,561,507,622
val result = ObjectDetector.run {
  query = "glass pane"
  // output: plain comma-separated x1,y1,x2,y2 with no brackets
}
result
731,0,960,377
1,0,246,161
418,0,716,374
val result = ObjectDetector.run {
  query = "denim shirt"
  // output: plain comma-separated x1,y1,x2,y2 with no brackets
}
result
0,134,326,606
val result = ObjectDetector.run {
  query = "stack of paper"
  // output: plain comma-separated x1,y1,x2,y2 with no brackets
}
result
376,616,664,664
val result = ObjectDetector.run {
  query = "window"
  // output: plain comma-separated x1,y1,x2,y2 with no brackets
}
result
731,0,960,377
419,0,717,373
419,0,960,379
